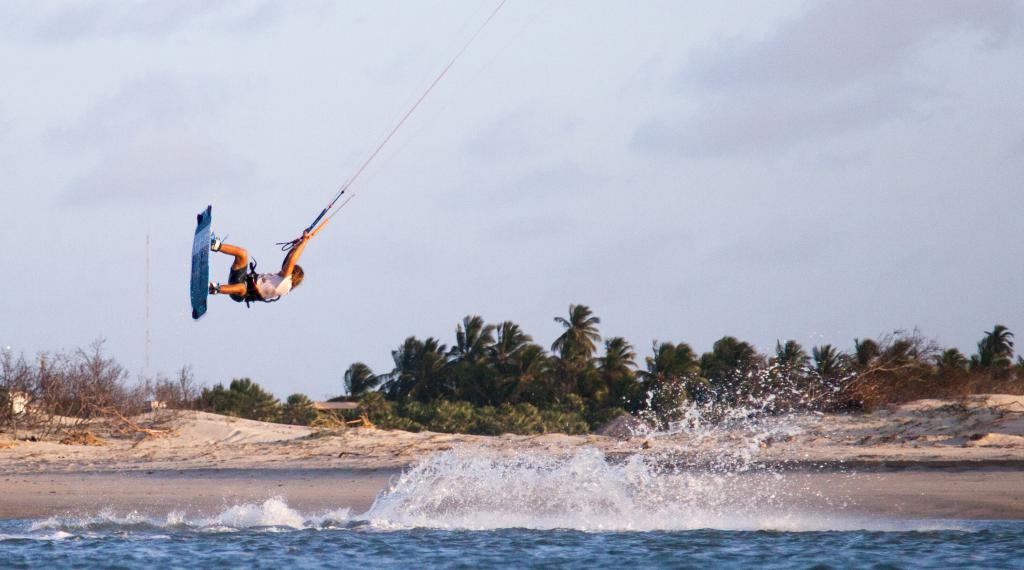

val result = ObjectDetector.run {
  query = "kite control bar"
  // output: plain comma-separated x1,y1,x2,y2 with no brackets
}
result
277,190,346,251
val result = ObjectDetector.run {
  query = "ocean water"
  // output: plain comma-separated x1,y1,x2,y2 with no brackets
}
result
6,401,1023,569
2,508,1022,569
3,449,1023,568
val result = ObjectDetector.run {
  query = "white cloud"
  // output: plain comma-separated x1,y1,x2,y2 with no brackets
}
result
634,0,1022,157
686,0,1018,91
634,80,919,157
48,75,252,204
3,0,286,42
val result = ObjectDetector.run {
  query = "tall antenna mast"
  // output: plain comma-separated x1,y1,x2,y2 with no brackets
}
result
145,232,151,380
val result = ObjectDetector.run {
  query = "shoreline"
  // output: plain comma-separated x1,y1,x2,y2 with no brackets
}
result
0,468,397,520
3,395,1023,522
3,466,1024,521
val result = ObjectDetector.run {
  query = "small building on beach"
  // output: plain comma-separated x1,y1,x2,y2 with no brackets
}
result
313,401,359,411
8,391,29,416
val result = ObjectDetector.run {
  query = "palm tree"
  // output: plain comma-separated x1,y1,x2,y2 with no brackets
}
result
344,362,379,397
503,343,552,404
383,336,450,402
986,325,1015,356
551,304,602,365
757,340,809,410
935,348,968,375
699,336,762,403
971,325,1015,372
445,316,500,405
773,340,810,370
599,337,641,412
550,304,602,399
879,338,917,367
491,321,533,365
640,341,699,384
852,338,880,370
812,345,844,380
599,337,637,377
639,341,702,421
450,315,496,364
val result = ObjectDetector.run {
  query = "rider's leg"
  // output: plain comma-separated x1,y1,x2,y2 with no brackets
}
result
216,243,249,271
210,243,250,297
213,282,248,295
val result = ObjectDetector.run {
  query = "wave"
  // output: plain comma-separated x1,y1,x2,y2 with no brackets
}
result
16,457,964,537
10,402,968,535
362,447,961,532
28,498,351,534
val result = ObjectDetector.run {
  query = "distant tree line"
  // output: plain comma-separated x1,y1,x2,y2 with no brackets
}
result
333,305,1021,432
1,311,1019,436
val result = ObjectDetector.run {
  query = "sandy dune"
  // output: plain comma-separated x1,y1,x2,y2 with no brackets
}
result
1,395,1023,475
2,395,1024,521
642,394,1024,468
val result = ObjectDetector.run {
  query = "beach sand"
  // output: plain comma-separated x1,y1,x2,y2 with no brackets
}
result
2,468,1023,521
2,395,1023,521
0,469,393,519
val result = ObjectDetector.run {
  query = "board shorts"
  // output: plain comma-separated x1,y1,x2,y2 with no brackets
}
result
228,265,252,303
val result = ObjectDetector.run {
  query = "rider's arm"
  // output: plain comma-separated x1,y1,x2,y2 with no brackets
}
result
280,231,311,278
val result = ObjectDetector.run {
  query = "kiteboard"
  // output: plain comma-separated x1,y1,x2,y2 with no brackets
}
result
190,205,212,320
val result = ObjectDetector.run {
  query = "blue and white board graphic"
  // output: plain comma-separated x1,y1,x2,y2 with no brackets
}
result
190,206,212,320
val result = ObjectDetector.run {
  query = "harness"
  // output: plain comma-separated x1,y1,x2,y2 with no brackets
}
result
238,259,279,308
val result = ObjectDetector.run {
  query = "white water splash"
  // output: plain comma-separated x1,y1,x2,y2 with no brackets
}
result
633,398,814,472
14,396,968,535
29,497,351,533
350,398,853,532
19,475,963,536
362,447,955,532
0,530,73,541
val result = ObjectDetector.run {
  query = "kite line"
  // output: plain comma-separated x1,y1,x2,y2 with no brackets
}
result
280,0,507,250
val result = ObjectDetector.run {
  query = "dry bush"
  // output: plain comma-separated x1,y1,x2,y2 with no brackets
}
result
2,340,161,435
1,350,34,426
36,340,141,421
834,329,1023,410
834,329,941,410
139,366,201,410
307,412,350,437
59,431,106,446
942,371,1024,399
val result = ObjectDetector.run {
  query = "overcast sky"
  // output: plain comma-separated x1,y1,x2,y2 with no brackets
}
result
1,0,1022,399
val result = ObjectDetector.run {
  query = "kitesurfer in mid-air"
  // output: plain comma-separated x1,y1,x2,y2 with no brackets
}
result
208,231,309,304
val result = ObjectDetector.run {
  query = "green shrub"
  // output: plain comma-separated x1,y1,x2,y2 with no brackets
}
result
200,378,281,422
539,409,589,435
359,392,423,431
281,393,318,426
377,415,424,432
362,398,589,435
472,405,501,435
496,403,544,434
